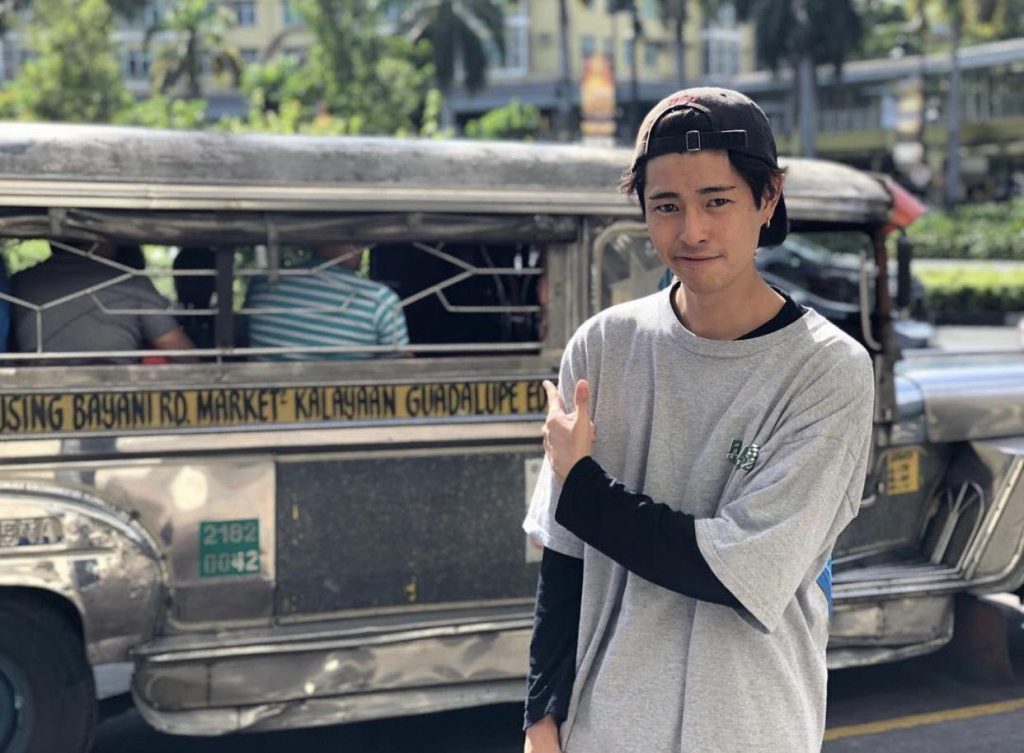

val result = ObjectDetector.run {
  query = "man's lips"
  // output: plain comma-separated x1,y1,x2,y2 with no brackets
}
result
674,254,720,263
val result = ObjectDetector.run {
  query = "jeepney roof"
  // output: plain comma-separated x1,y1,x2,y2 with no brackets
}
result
0,123,892,224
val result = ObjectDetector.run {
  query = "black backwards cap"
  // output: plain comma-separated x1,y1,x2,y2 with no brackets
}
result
630,87,788,247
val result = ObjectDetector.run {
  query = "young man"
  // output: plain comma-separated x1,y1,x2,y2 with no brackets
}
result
522,88,875,753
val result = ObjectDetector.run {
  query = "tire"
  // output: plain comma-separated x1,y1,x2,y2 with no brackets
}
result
0,596,96,753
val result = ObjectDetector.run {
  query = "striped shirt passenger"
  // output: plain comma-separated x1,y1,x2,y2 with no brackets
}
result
245,245,409,360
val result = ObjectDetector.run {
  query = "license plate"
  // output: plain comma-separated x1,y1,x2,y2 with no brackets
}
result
199,519,261,577
0,516,64,548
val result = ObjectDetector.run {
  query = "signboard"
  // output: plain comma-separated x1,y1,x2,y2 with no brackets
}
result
0,379,549,436
886,448,921,496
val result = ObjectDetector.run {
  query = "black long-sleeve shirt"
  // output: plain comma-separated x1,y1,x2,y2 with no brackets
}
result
523,288,806,730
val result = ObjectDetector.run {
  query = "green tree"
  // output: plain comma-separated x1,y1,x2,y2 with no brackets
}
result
388,0,505,130
733,0,864,157
227,0,441,137
145,0,244,99
464,99,541,140
11,0,132,122
120,95,208,129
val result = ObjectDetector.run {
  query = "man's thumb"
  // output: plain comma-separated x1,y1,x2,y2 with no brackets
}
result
574,379,591,421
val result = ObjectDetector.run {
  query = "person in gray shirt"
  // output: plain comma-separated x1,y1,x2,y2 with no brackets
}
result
524,88,874,753
11,242,194,363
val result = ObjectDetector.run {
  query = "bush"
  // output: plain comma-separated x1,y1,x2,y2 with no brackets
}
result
907,199,1024,260
464,99,542,141
917,266,1024,322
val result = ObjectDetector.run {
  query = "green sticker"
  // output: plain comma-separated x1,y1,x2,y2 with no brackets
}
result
199,519,260,578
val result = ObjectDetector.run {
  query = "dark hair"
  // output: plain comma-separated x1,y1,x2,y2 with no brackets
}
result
621,151,786,217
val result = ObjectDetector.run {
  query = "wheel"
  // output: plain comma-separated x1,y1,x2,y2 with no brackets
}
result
0,596,96,753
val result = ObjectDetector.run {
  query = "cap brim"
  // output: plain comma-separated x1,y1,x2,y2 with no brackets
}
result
758,193,788,247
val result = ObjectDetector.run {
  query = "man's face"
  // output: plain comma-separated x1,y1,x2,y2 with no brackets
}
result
643,150,778,298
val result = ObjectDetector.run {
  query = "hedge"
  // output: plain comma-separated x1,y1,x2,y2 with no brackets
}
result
907,199,1024,260
917,267,1024,322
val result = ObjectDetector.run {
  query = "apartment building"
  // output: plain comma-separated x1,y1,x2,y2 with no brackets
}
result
451,0,756,129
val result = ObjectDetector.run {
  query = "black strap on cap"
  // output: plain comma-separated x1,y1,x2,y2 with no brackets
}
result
647,129,749,157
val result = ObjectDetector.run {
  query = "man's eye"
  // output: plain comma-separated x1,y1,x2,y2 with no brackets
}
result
708,198,731,208
653,204,677,213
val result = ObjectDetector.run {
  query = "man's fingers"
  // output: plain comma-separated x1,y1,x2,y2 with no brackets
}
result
574,379,591,422
542,379,564,415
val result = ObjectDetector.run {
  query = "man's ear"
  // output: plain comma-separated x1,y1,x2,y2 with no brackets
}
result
762,175,783,219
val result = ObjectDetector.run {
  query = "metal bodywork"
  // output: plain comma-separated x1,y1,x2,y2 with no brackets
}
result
0,481,163,664
0,127,1022,736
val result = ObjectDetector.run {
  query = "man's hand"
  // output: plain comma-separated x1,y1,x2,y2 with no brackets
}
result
524,715,561,753
542,379,596,484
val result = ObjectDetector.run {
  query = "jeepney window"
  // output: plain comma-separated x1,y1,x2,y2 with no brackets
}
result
236,240,545,360
0,212,551,364
594,224,898,347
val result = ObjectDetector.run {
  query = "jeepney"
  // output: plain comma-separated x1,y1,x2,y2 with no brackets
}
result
0,125,1022,753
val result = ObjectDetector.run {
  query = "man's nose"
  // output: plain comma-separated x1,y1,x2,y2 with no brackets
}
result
676,206,709,247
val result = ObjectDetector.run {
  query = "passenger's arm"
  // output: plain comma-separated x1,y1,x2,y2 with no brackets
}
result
151,327,198,363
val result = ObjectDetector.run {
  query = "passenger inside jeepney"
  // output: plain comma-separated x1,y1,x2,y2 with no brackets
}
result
244,242,409,360
9,240,196,364
173,246,216,351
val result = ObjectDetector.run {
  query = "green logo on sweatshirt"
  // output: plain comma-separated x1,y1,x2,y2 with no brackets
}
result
727,439,760,472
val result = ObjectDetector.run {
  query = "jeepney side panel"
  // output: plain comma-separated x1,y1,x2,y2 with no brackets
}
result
0,481,163,663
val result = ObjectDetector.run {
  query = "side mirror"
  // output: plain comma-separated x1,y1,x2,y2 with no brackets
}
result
896,234,913,312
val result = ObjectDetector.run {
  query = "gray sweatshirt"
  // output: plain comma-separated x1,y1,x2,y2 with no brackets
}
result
524,288,874,753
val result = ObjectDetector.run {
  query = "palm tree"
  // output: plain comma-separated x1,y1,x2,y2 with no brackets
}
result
144,0,244,99
608,0,644,135
389,0,505,131
908,0,1006,206
656,0,690,87
733,0,863,157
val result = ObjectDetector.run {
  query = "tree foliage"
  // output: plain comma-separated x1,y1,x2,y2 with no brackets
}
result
145,0,244,99
388,0,505,94
10,0,132,122
733,0,863,75
464,99,541,140
226,0,444,136
119,95,208,129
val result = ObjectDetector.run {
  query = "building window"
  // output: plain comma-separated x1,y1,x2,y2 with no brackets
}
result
581,34,596,60
125,48,150,79
234,1,257,27
283,47,308,64
644,40,658,67
487,10,528,76
624,38,635,68
701,2,740,80
241,48,259,65
282,0,300,25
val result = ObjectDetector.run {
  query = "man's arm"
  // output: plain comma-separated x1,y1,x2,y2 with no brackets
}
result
555,458,739,606
151,327,198,363
524,547,583,752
